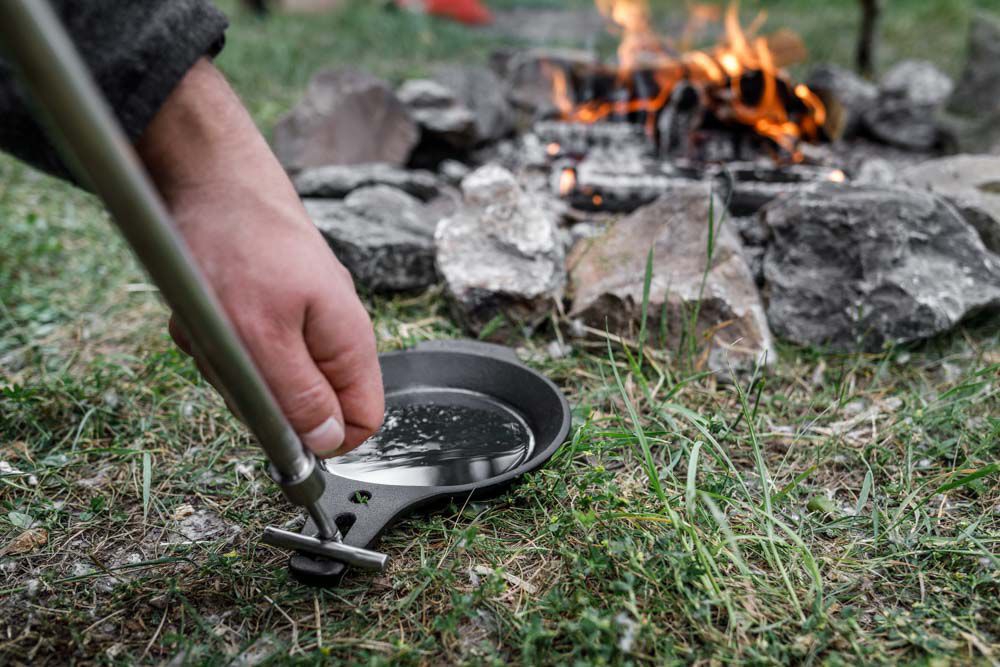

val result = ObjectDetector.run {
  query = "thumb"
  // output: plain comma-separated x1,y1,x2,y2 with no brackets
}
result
250,333,347,458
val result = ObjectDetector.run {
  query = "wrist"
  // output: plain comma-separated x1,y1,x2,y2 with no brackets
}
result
136,59,285,211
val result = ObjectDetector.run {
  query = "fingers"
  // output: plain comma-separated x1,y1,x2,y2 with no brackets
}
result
304,296,384,454
171,312,349,458
249,325,348,458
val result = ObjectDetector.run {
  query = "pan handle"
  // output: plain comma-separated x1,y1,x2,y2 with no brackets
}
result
412,339,521,364
287,471,438,585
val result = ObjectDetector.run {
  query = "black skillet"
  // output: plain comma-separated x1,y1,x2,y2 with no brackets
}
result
287,340,572,585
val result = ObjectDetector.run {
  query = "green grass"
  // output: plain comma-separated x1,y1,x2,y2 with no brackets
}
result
2,0,999,663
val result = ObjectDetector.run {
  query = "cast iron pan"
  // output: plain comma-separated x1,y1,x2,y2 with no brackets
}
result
288,340,572,585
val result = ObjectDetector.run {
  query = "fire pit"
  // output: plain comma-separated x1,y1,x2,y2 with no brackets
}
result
273,0,1000,367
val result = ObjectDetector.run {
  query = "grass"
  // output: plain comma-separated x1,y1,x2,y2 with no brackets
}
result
2,0,999,663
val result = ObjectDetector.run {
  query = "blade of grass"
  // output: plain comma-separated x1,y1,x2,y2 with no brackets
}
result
638,245,654,367
142,451,152,524
606,333,666,504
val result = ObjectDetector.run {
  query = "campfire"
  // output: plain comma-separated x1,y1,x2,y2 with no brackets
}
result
276,0,999,368
542,0,827,163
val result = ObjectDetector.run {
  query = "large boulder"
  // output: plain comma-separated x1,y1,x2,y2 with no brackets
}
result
305,185,442,292
569,184,774,372
762,184,1000,350
433,65,515,143
435,165,565,333
949,11,1000,118
902,155,1000,255
273,69,419,172
293,163,440,200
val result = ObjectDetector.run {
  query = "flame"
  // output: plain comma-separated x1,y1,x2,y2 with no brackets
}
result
549,0,826,161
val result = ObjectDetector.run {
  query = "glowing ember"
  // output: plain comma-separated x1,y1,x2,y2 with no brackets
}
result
546,142,561,156
592,194,603,206
559,167,577,196
828,169,846,183
547,0,827,161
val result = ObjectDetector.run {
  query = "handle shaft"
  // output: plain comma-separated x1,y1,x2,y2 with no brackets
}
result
0,1,328,518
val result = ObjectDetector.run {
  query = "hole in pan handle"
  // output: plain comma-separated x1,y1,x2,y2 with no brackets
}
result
288,479,440,585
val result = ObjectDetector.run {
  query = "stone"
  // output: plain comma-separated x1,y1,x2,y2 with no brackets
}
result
862,60,954,152
273,69,419,171
305,185,442,292
902,155,1000,255
863,102,944,152
880,60,954,108
435,165,566,333
761,184,1000,350
439,159,471,185
949,11,1000,118
853,158,896,185
568,184,774,372
504,48,599,113
433,65,515,143
806,64,878,139
397,79,478,149
939,108,1000,156
292,163,440,200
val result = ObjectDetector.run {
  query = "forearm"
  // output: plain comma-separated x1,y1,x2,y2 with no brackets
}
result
137,59,286,204
0,0,228,181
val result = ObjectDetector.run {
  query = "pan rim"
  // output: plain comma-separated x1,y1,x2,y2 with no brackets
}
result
326,346,572,497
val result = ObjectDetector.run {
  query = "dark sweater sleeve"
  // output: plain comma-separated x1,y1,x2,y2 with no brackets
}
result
0,0,229,180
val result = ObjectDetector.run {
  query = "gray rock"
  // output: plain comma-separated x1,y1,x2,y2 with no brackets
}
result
439,159,471,185
273,69,419,171
305,185,441,292
293,163,440,200
863,102,944,152
853,158,897,185
505,48,598,113
880,60,954,107
806,64,878,139
568,184,774,372
435,165,566,333
433,65,514,143
762,184,1000,350
902,155,1000,254
863,60,954,151
949,11,1000,118
397,79,478,149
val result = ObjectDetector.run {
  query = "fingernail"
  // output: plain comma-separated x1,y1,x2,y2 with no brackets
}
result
301,417,345,457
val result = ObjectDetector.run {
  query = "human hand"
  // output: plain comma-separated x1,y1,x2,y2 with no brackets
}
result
136,59,384,457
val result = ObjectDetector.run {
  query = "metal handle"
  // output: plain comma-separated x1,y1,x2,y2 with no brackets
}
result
0,0,386,570
263,527,388,570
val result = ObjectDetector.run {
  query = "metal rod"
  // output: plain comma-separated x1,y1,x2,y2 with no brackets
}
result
0,1,346,540
262,527,388,571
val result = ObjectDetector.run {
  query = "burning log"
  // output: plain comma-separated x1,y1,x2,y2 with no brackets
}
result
535,1,828,163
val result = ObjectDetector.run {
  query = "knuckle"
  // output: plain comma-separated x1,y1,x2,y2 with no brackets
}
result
278,379,333,429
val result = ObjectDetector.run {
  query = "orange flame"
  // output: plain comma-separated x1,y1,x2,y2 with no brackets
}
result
550,0,826,160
